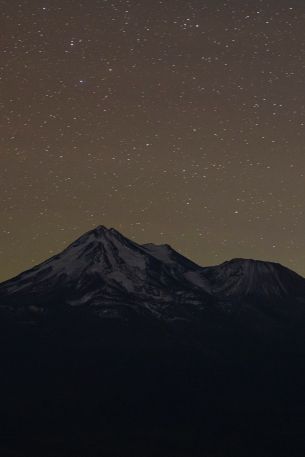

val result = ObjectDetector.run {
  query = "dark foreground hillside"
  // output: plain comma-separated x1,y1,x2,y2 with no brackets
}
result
1,226,305,456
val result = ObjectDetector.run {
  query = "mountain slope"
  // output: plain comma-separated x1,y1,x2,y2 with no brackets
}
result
201,257,305,299
0,226,211,322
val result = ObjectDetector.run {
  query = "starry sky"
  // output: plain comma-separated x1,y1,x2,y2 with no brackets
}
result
1,0,305,281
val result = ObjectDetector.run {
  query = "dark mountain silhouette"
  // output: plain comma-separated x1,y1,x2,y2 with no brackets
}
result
1,226,305,457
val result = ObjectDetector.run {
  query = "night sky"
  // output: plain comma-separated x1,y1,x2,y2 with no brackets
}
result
1,0,305,281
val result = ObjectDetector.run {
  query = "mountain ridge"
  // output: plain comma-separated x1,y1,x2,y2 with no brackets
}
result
1,224,303,285
1,225,305,324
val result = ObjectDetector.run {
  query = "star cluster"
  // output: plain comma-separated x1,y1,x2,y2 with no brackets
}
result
1,0,305,280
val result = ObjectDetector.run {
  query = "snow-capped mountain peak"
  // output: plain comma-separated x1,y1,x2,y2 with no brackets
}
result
0,226,204,305
1,226,305,322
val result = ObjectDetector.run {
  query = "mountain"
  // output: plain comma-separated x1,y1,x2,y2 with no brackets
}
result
0,225,211,322
1,226,304,332
201,257,305,299
1,226,305,457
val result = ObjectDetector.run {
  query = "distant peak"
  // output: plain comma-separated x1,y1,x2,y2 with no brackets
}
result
92,225,109,235
77,225,109,242
89,226,137,249
89,226,123,238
